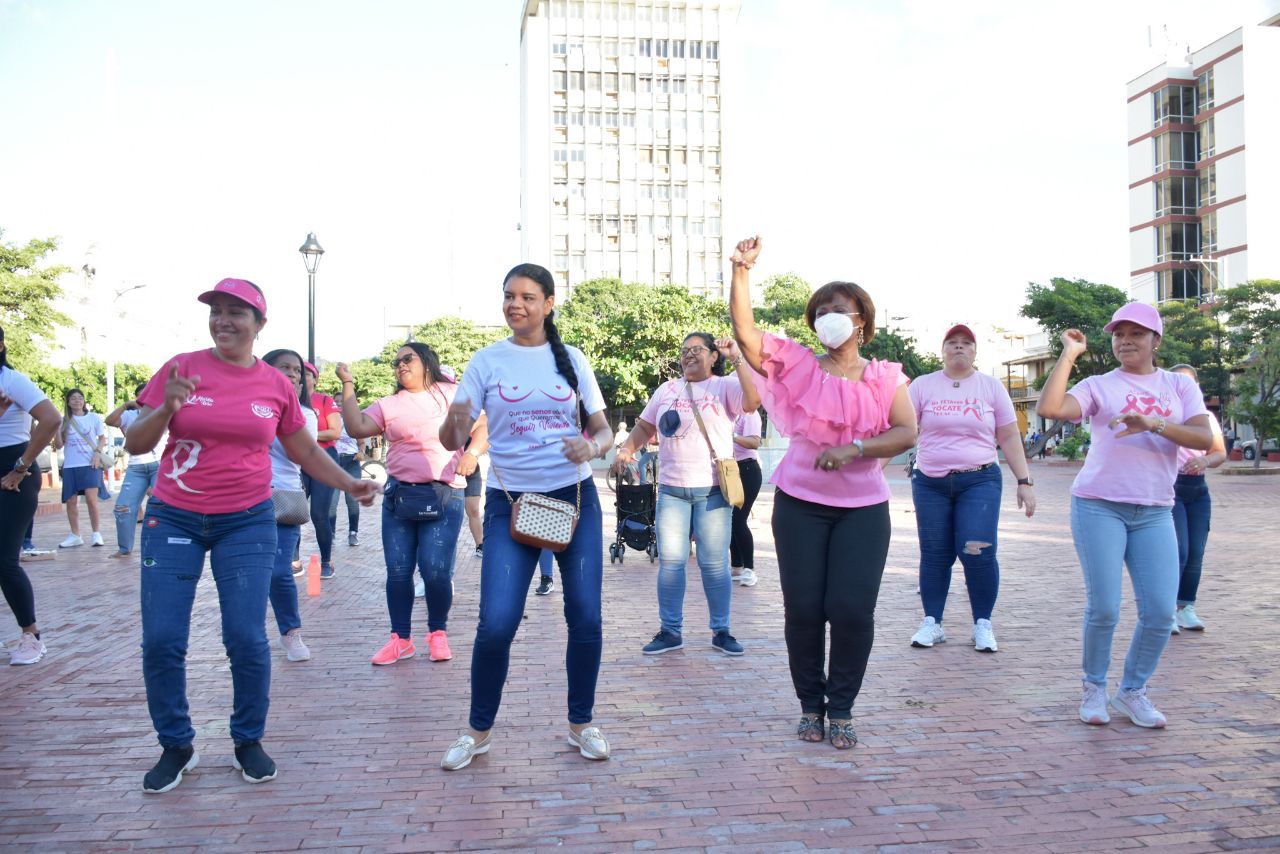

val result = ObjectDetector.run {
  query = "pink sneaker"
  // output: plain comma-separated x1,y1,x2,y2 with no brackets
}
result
427,630,452,662
371,633,415,666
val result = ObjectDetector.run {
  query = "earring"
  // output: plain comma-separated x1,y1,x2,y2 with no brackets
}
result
857,327,865,346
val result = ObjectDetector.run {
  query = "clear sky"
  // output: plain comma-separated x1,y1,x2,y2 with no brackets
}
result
1,0,1276,370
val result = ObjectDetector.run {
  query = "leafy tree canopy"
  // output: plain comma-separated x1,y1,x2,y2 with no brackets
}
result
1020,277,1128,379
0,230,73,359
26,358,153,415
1157,299,1227,401
1216,280,1280,468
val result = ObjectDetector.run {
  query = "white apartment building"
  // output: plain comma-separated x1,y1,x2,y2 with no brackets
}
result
519,0,738,300
1126,13,1280,304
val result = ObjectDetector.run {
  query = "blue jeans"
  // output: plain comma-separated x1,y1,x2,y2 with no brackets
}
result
140,498,276,748
1071,497,1177,692
1172,474,1211,605
113,461,159,554
911,465,1002,623
655,484,733,635
270,524,302,636
308,446,340,566
381,479,465,637
470,479,602,731
336,454,362,533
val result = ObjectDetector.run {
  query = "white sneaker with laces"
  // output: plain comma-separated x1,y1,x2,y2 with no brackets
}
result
59,534,84,549
280,630,311,662
90,532,105,547
1110,687,1167,728
910,616,945,648
1169,616,1180,635
972,619,998,652
736,569,758,587
1079,681,1110,725
1175,604,1204,631
9,632,46,666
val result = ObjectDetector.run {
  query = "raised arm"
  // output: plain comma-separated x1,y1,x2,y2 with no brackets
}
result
717,337,761,413
335,363,383,439
126,364,198,454
1036,330,1086,423
729,236,765,373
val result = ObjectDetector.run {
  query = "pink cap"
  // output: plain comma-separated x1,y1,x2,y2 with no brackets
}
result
1104,302,1163,336
303,361,318,377
198,278,267,319
942,323,976,344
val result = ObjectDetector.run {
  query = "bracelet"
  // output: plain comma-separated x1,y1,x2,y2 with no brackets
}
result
1153,417,1167,435
728,357,742,369
732,261,754,270
342,380,354,387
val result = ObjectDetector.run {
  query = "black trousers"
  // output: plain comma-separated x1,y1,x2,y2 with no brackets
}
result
0,442,40,628
772,489,890,717
729,458,763,569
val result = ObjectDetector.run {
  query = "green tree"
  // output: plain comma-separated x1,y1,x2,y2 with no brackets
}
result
1020,277,1129,381
558,278,730,407
1217,280,1280,469
757,272,818,348
865,327,942,379
0,230,73,367
26,358,153,415
1157,299,1226,404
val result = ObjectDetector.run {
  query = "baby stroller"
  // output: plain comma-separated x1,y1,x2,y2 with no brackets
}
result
608,464,657,564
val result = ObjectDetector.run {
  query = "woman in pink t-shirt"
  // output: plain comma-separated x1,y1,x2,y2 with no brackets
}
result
907,324,1036,655
125,279,378,794
728,236,918,751
337,342,469,668
1038,302,1212,730
612,332,760,658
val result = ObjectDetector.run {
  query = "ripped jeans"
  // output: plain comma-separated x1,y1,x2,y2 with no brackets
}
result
113,461,159,554
911,464,1002,623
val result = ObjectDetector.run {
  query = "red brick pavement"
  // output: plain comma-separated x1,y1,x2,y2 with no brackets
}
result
2,464,1278,852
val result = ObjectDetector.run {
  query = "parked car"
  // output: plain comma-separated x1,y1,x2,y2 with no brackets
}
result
1239,437,1279,460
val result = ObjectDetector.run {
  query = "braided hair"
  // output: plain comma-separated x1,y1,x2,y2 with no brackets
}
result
503,263,579,394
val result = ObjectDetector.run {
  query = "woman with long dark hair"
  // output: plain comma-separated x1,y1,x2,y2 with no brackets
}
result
612,332,759,656
337,341,469,666
0,325,62,665
438,263,615,770
53,387,108,547
728,236,918,750
126,279,377,793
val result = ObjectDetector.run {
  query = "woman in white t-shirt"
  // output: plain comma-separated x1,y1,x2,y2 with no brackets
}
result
0,325,64,665
612,333,760,657
53,388,108,548
438,263,616,771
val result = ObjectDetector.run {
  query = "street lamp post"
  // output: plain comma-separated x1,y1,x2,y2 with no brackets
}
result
298,232,325,365
105,284,148,411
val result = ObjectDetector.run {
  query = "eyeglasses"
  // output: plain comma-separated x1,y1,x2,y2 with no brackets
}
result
394,354,416,367
679,346,710,358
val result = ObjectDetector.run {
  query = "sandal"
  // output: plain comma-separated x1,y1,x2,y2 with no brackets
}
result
797,714,825,743
828,720,858,750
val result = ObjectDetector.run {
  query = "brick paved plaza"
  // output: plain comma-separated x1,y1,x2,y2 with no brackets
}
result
2,462,1278,852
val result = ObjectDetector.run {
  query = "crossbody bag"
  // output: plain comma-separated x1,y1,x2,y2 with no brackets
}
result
490,395,582,553
685,381,745,509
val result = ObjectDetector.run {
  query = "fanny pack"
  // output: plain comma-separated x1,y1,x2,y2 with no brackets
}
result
385,479,454,521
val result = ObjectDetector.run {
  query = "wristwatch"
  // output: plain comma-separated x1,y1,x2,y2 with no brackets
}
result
12,458,31,473
1017,477,1034,486
851,439,865,458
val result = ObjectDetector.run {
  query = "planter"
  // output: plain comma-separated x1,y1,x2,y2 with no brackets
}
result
1268,453,1280,463
1229,449,1244,461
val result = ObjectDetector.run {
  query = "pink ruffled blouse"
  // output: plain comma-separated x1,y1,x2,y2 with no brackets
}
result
759,332,906,508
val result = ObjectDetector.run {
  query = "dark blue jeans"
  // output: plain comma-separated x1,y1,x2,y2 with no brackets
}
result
271,523,302,636
1172,474,1211,605
381,479,465,637
140,498,276,748
470,478,602,731
911,465,1002,623
308,446,340,566
336,453,362,533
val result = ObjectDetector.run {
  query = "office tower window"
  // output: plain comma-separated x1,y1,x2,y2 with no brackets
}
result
656,76,670,94
569,71,584,90
587,110,602,126
553,147,569,162
605,111,619,127
603,2,617,21
587,72,601,92
706,113,720,130
707,148,720,165
689,40,702,59
639,182,654,198
672,149,686,165
1201,211,1217,253
656,39,670,58
553,42,568,55
569,110,584,126
673,184,688,199
620,38,636,56
672,77,686,94
655,148,669,166
706,41,719,60
638,146,653,165
1153,131,1196,171
674,216,687,234
553,110,567,126
553,70,568,90
1154,176,1198,216
689,77,702,95
639,75,653,93
673,113,687,130
571,253,585,271
636,4,650,22
623,216,637,234
689,113,703,131
1152,84,1196,126
640,215,653,234
605,182,620,200
672,40,686,58
706,79,718,95
586,1,600,20
655,112,670,129
1156,222,1200,261
1199,163,1216,205
550,0,566,16
570,181,585,197
605,72,618,92
568,1,583,19
620,2,633,21
639,38,652,57
570,148,586,162
585,36,600,55
1197,70,1214,111
589,216,603,234
670,6,684,23
653,6,668,23
1199,117,1215,160
1159,268,1202,302
621,111,635,127
657,215,671,232
691,219,704,235
709,217,721,236
656,184,671,199
689,148,702,165
621,73,635,92
554,253,569,270
603,39,618,56
606,217,620,233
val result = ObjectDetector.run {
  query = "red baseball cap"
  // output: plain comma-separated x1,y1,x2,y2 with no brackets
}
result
198,278,267,319
303,361,319,378
942,324,976,344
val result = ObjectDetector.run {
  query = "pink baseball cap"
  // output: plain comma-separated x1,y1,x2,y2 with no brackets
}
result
198,278,267,319
942,323,976,344
1104,302,1162,336
303,361,319,378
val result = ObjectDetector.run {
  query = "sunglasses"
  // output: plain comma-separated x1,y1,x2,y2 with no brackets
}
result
394,354,416,367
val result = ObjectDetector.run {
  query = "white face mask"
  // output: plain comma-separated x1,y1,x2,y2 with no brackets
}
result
814,312,855,349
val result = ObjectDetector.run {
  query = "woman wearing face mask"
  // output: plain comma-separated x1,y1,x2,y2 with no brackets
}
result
126,279,378,794
53,388,108,548
1038,303,1212,729
907,324,1035,654
337,343,468,667
612,333,760,656
728,236,918,750
438,263,615,771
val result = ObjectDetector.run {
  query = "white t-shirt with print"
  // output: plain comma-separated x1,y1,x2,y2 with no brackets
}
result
0,367,47,446
118,409,162,466
459,338,605,493
63,412,105,469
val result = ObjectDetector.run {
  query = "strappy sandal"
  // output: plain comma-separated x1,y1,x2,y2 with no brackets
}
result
828,720,858,750
797,714,825,743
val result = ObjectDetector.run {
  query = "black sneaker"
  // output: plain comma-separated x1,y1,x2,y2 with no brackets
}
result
536,576,555,596
142,745,198,793
642,629,684,655
320,564,335,580
232,741,277,784
474,544,484,558
711,631,745,656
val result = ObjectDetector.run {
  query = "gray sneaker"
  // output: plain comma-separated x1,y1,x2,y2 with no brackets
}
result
1110,688,1167,728
1080,682,1110,725
711,631,744,656
348,531,359,547
911,617,946,648
642,630,683,655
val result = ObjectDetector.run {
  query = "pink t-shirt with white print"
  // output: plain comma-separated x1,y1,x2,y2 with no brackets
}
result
640,375,744,488
1066,368,1208,506
365,385,465,488
139,349,307,513
909,370,1017,477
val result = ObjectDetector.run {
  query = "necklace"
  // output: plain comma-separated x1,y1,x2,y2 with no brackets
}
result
822,354,864,381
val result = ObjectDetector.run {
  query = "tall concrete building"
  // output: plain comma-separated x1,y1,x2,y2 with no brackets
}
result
1126,13,1280,304
520,0,738,300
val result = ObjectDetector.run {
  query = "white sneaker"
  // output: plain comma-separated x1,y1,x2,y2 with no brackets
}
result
910,617,945,648
9,632,46,665
1079,682,1110,725
736,569,758,587
59,534,84,549
1175,604,1204,631
1110,687,1167,728
1169,615,1181,635
414,578,425,598
90,532,105,547
972,619,998,652
280,630,311,662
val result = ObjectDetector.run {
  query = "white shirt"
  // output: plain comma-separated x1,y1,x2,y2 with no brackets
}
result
459,339,605,493
62,412,105,468
118,409,162,466
0,367,47,446
335,426,358,456
269,407,319,490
